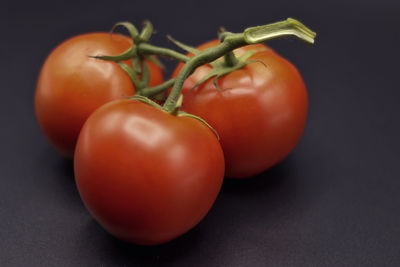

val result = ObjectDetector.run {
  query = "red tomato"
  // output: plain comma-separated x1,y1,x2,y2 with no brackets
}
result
74,99,224,245
35,33,163,157
173,40,307,178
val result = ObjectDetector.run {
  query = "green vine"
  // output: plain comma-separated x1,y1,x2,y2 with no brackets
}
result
93,18,316,116
163,18,316,113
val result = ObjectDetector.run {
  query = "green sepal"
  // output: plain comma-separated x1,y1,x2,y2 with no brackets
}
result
190,50,258,91
167,35,200,55
111,21,140,44
130,95,219,140
129,95,163,110
139,20,153,42
246,59,267,68
117,62,141,88
167,35,221,68
177,111,220,140
144,55,165,69
90,46,135,62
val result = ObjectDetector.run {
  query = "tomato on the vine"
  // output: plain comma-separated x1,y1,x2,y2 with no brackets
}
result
173,40,308,178
35,32,163,157
74,99,224,245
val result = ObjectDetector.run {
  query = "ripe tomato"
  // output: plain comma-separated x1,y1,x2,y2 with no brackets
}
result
173,40,308,178
35,33,163,157
74,99,224,245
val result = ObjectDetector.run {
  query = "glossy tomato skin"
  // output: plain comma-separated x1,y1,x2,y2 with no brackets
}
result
74,99,224,245
174,41,307,178
35,33,163,157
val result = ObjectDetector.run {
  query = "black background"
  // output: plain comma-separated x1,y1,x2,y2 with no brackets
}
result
1,0,400,266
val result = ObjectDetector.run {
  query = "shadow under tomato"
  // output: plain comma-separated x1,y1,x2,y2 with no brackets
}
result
221,158,293,196
53,155,74,179
83,218,202,266
35,147,84,211
208,156,306,235
38,145,75,178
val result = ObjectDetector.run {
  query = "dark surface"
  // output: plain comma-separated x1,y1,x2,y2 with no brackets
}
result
1,0,400,266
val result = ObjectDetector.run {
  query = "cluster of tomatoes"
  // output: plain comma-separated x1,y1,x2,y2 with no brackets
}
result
34,19,314,245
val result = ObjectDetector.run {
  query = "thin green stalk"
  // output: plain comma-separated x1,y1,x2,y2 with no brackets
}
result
140,61,151,89
163,34,246,112
138,43,190,62
141,78,176,97
163,18,316,113
220,31,239,67
224,51,239,67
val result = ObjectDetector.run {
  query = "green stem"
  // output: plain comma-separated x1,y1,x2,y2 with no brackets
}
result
111,22,140,44
163,18,316,113
219,30,239,67
140,78,176,97
163,34,245,112
140,61,151,89
224,51,239,67
138,43,190,62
